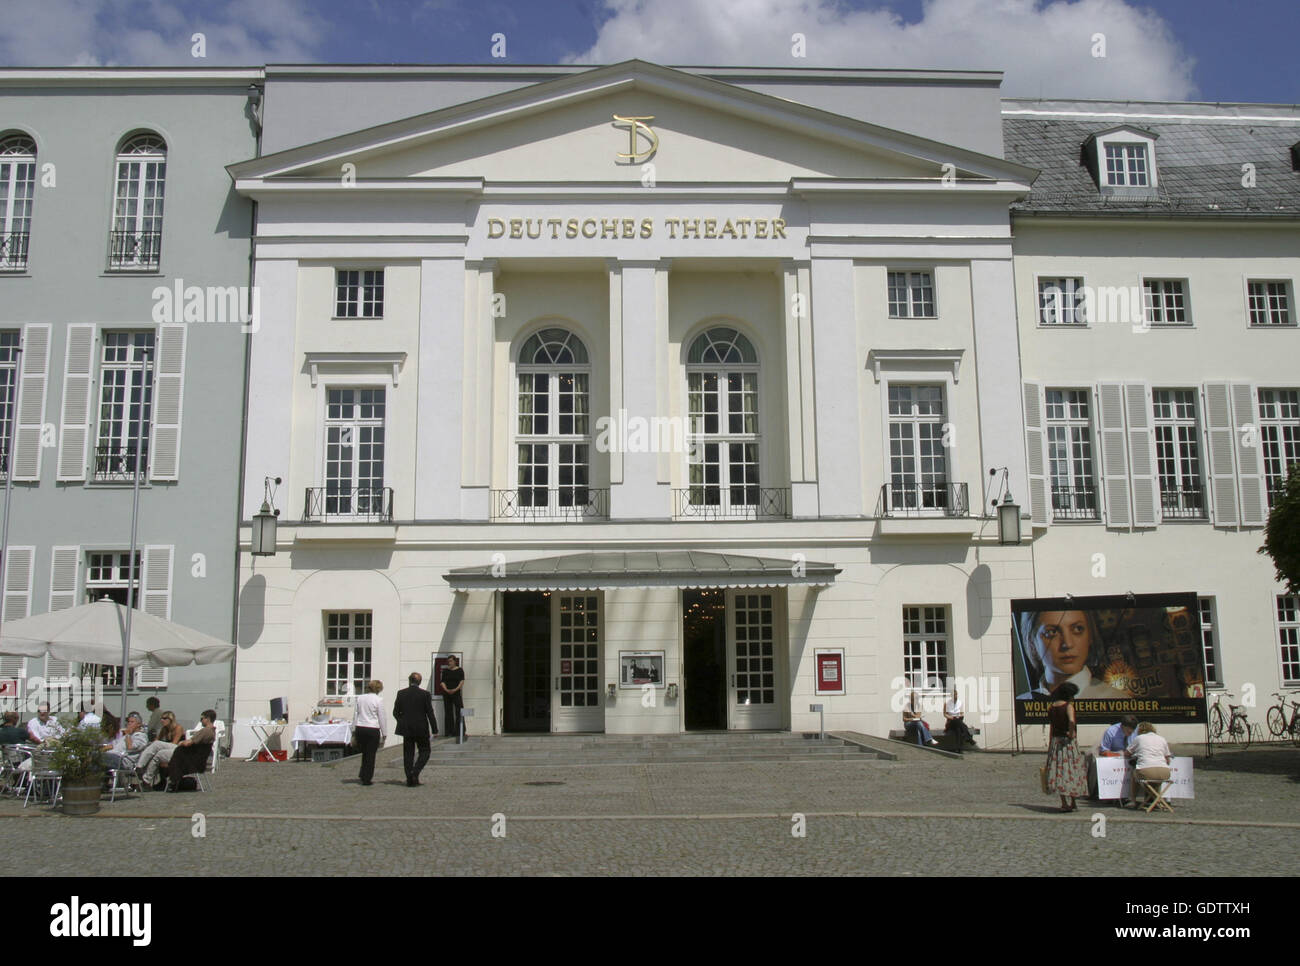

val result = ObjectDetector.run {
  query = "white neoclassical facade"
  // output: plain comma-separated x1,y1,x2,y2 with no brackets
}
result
227,62,1299,752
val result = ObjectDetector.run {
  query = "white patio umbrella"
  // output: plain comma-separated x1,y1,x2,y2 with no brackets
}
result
0,599,235,667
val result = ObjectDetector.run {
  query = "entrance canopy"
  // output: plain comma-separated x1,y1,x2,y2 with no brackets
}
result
445,551,839,593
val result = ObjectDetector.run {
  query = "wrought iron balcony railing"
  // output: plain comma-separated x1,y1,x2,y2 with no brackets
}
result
92,444,149,482
492,487,609,521
876,482,970,518
673,486,790,519
108,230,162,271
1159,484,1207,520
0,232,29,271
1051,483,1100,520
304,485,394,522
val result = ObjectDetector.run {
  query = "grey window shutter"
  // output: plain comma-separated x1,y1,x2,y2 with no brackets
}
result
1231,383,1267,527
2,546,34,622
1125,383,1160,528
1202,382,1239,528
149,324,186,481
136,664,168,688
142,545,173,619
49,545,80,612
1097,383,1131,529
13,324,50,481
1022,381,1050,527
0,654,25,686
57,324,96,481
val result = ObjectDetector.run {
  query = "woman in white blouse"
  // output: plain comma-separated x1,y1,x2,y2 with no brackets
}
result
1125,721,1172,807
353,680,388,787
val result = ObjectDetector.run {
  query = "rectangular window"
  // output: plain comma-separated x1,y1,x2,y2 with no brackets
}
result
887,271,936,319
516,370,591,513
687,371,759,511
95,331,155,482
1037,277,1087,326
886,385,949,512
1258,388,1300,507
1143,280,1189,325
1045,389,1098,519
324,388,386,518
1104,143,1149,186
1152,389,1205,519
0,331,17,475
1199,598,1220,687
902,606,949,692
1247,280,1293,327
83,550,142,688
324,612,373,698
335,269,385,319
1279,596,1300,686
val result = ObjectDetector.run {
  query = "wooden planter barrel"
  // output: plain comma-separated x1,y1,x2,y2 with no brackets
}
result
61,779,102,816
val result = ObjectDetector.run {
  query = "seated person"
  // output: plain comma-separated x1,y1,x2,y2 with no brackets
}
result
27,703,63,743
943,687,976,747
1098,715,1138,756
101,712,148,771
0,711,30,744
902,692,939,747
1125,721,1174,807
137,712,187,789
163,710,217,792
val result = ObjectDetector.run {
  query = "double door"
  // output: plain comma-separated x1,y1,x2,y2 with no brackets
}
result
503,591,604,733
684,589,781,731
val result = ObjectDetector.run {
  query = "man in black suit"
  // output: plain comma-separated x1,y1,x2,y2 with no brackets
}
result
392,671,438,786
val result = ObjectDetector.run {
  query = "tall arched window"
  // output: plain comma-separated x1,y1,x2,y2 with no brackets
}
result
109,132,166,270
686,327,759,513
0,133,36,271
515,327,591,516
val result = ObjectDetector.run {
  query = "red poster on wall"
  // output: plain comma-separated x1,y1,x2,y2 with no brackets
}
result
815,651,845,695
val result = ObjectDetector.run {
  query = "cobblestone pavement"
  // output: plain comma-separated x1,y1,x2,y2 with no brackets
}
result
3,741,1297,875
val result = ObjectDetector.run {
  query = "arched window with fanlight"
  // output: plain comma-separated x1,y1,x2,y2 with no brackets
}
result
685,326,760,515
0,133,36,271
109,132,166,271
513,327,592,518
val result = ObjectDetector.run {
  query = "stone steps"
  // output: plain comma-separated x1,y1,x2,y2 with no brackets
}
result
420,733,882,766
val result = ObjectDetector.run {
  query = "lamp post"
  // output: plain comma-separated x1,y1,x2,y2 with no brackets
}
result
251,476,281,556
120,345,154,723
989,467,1022,546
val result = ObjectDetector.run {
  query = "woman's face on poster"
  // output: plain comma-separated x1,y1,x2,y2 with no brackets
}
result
1036,610,1091,678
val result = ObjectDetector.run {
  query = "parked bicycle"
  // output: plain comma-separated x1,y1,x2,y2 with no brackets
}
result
1265,691,1300,746
1208,691,1252,748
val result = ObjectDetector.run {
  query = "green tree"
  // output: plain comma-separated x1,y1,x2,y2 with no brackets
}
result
1261,464,1300,594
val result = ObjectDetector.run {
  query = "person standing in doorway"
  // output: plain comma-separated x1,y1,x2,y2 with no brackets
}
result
392,672,438,787
441,656,467,740
353,680,387,786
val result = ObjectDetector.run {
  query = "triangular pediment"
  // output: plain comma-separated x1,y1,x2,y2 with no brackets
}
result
230,61,1035,189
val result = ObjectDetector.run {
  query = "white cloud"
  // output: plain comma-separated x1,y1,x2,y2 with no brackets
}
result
567,0,1197,100
0,0,328,67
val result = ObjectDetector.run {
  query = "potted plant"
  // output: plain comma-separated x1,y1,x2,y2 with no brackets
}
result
48,715,106,815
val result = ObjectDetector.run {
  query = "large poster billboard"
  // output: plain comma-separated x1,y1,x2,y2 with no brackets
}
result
1012,593,1208,725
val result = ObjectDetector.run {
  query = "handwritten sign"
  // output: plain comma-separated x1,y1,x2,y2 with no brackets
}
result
1096,756,1194,799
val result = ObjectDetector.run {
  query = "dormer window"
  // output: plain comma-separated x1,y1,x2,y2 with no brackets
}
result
1104,143,1149,187
1086,126,1159,195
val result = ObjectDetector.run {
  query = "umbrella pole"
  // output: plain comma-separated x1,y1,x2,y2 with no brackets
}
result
0,343,21,623
120,347,153,724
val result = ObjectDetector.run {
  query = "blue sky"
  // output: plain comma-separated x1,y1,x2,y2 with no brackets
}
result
1,0,1296,103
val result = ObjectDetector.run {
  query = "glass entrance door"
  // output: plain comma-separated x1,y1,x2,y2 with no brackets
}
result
727,591,781,730
552,593,604,732
683,589,727,730
503,592,551,732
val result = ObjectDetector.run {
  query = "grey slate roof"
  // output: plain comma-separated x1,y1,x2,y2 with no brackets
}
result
1002,112,1300,216
445,551,840,591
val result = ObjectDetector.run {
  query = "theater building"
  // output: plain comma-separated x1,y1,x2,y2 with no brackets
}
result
227,61,1299,751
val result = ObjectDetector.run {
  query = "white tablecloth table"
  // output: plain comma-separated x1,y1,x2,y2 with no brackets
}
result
291,722,353,754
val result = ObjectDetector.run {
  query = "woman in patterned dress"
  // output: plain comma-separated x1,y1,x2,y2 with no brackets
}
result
1044,682,1088,811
